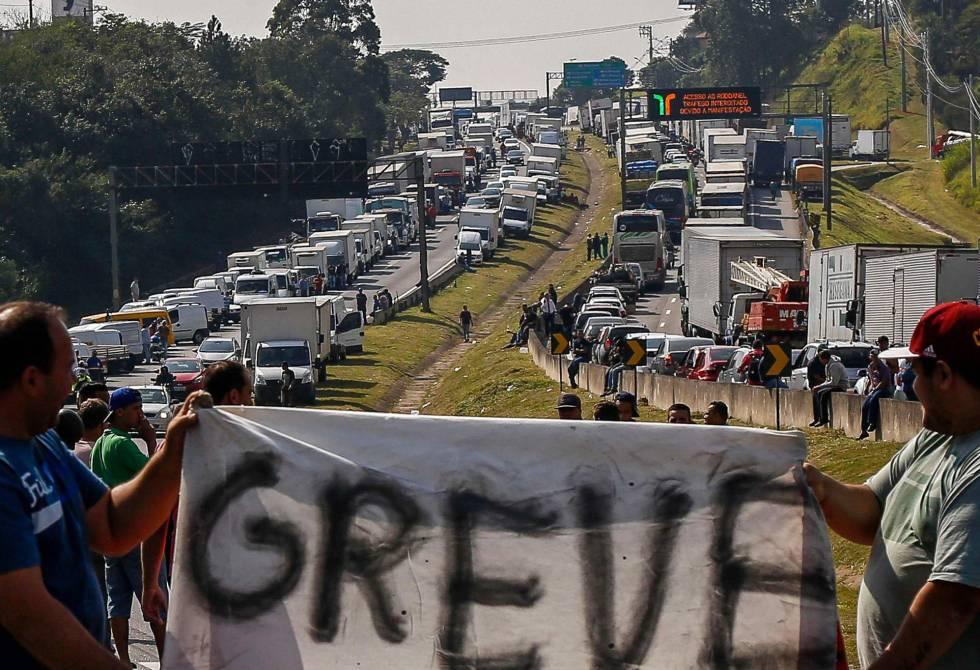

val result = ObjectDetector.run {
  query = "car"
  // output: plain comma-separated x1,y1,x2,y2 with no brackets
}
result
717,347,751,384
788,341,875,390
593,324,650,364
686,345,739,381
583,317,627,342
162,357,205,401
503,138,520,150
627,332,682,370
650,336,714,375
673,347,700,377
485,180,504,191
586,295,630,315
583,300,627,318
196,336,242,366
623,262,648,294
581,304,623,319
465,196,488,209
499,168,518,178
481,187,502,207
129,385,174,434
506,150,525,166
496,128,513,140
587,286,625,302
573,310,613,332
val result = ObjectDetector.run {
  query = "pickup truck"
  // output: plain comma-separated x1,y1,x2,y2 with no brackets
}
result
590,265,640,304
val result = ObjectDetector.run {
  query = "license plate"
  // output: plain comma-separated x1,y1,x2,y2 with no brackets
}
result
173,384,185,391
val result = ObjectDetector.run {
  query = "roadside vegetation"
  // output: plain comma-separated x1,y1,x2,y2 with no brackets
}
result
318,141,590,411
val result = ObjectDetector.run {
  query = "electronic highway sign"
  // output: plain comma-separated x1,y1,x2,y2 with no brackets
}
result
647,86,762,120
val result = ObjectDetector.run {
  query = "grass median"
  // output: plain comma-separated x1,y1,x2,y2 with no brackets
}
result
316,137,591,411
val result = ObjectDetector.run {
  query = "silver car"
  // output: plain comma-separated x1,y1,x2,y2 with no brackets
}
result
196,336,242,366
717,347,751,384
130,386,174,434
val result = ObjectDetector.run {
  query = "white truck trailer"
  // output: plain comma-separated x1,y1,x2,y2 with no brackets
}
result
680,226,803,341
457,207,500,258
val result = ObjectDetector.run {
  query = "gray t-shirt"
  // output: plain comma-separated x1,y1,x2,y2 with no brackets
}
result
859,428,980,668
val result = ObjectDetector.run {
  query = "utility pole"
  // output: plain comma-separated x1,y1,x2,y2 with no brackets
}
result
970,74,977,189
27,0,33,26
639,26,654,85
924,30,934,158
414,155,431,312
881,0,889,65
619,88,628,209
900,26,908,111
823,93,833,231
108,167,121,309
886,94,892,164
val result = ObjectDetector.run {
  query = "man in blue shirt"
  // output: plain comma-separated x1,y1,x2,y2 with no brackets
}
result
0,301,200,669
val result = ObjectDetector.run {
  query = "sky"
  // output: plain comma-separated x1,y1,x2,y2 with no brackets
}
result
93,0,692,92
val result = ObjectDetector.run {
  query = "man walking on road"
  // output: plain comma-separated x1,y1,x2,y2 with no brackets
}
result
356,288,368,322
280,362,296,407
810,349,848,427
459,305,473,342
804,302,980,668
91,388,168,666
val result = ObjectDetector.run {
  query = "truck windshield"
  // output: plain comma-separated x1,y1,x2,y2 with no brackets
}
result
617,215,660,233
308,217,340,233
701,193,745,207
459,238,482,250
434,173,461,186
645,187,685,217
256,346,311,367
264,249,287,264
502,207,528,222
463,228,489,241
658,168,688,182
236,278,270,295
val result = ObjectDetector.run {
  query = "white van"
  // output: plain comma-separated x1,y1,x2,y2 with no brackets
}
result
174,288,226,328
227,250,266,271
235,272,289,304
456,230,484,265
256,245,290,269
164,304,211,344
194,274,231,296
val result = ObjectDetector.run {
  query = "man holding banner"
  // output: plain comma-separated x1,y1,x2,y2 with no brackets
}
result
806,302,980,668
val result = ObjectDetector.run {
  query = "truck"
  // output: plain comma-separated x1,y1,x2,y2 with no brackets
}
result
227,250,267,272
526,156,558,176
417,132,448,150
305,198,364,221
783,136,819,180
68,323,140,371
428,150,467,203
806,243,960,343
696,120,730,150
701,127,736,155
255,246,290,270
751,139,786,186
743,128,778,169
792,115,851,154
499,189,536,238
306,212,343,237
428,108,454,134
240,298,322,405
531,143,563,163
708,135,747,162
306,230,358,279
340,221,379,269
850,129,890,160
794,164,824,200
357,213,394,255
679,226,803,341
862,249,977,344
366,196,419,238
728,258,809,346
704,160,747,185
611,210,667,290
457,207,500,257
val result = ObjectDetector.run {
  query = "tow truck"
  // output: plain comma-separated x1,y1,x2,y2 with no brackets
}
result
729,258,808,346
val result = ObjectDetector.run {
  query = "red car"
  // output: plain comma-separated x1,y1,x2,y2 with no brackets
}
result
687,346,739,382
672,347,701,377
161,357,205,401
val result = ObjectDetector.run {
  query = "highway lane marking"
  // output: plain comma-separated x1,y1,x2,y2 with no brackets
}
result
670,297,677,303
659,321,666,328
665,309,671,315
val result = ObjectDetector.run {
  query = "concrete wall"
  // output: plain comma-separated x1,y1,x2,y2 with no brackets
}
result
528,332,922,442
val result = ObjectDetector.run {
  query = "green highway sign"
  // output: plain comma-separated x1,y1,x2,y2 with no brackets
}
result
563,60,628,89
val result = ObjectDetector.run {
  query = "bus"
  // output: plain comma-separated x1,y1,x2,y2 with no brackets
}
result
644,180,690,246
612,210,667,290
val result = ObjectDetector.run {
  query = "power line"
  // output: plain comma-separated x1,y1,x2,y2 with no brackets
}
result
380,16,689,51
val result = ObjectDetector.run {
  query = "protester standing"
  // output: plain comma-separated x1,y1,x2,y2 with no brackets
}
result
592,401,620,421
805,302,980,668
157,319,170,353
140,326,151,364
667,403,693,424
356,288,368,322
615,392,639,422
558,303,575,339
600,233,609,259
74,400,108,469
556,393,582,420
129,278,140,302
91,388,167,666
703,401,729,426
539,292,557,338
280,362,296,407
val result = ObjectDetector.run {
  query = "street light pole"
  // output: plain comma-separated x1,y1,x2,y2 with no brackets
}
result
415,155,431,312
108,167,121,309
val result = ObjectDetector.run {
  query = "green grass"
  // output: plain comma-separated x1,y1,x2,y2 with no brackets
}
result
809,174,949,247
940,143,980,218
316,136,592,411
872,160,980,241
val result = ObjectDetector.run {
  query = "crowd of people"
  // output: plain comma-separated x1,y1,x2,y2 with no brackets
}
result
585,232,609,262
1,298,979,670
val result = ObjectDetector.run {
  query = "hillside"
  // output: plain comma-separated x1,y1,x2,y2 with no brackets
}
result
788,23,978,241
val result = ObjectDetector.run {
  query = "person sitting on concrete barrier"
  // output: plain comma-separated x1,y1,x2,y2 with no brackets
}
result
810,350,848,428
615,392,639,422
567,330,592,388
667,403,693,424
804,301,980,669
704,401,729,426
556,393,582,420
858,348,894,440
739,340,766,386
592,401,620,421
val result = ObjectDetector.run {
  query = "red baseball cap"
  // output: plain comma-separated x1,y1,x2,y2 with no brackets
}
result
879,302,980,377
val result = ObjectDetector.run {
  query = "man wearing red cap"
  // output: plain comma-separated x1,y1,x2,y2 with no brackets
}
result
805,302,980,668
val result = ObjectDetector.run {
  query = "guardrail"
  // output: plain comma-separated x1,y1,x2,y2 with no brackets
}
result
369,259,464,325
528,332,922,443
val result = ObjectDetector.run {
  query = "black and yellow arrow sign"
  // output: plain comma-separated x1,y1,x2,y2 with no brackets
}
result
625,338,646,367
762,342,793,377
550,332,570,355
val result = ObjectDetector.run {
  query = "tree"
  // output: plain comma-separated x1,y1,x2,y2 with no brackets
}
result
382,49,448,150
267,0,380,54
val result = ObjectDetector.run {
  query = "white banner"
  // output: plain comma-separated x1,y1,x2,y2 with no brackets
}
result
163,408,837,669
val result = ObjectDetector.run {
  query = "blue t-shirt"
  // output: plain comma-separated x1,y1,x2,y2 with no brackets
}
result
0,429,108,667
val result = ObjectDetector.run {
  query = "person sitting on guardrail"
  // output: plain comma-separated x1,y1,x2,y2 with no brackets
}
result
858,349,894,440
667,403,693,424
567,330,591,388
810,350,848,428
804,302,980,668
704,401,729,426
